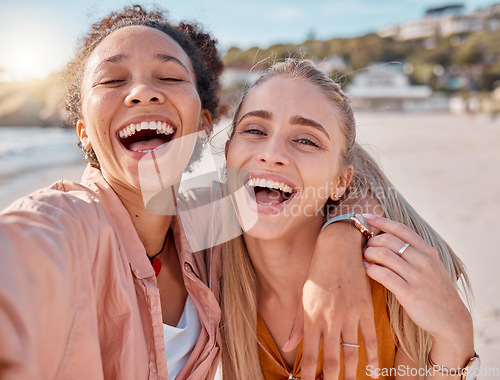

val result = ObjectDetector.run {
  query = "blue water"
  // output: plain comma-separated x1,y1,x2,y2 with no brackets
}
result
0,127,86,208
0,126,82,181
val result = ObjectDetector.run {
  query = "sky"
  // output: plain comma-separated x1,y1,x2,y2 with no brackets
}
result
0,0,494,80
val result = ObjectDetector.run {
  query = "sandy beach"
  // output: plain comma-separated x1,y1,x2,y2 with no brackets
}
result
355,111,500,371
1,111,499,371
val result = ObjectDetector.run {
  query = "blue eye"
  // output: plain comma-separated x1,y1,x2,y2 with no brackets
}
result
243,129,265,136
295,138,319,147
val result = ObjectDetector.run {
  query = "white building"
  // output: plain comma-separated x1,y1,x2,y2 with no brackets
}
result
377,3,500,40
346,63,447,112
398,19,438,41
440,15,483,37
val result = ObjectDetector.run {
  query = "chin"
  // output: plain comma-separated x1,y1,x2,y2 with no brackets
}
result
241,217,291,241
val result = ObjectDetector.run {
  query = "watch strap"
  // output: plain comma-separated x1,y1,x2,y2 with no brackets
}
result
321,212,355,231
321,212,375,238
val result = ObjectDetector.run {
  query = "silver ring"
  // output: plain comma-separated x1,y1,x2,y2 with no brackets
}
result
398,243,410,256
341,343,360,348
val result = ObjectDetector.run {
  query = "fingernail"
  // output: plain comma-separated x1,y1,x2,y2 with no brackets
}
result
362,213,376,220
363,261,370,269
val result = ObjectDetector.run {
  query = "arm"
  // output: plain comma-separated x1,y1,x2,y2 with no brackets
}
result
363,215,475,380
0,191,98,379
285,190,384,380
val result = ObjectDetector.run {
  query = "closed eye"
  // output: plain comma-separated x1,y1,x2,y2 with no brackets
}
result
98,79,126,86
160,77,183,82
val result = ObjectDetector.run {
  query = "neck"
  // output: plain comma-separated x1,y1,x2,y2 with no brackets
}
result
107,176,176,255
244,218,323,304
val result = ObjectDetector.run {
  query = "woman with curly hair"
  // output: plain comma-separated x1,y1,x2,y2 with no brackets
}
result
0,6,224,379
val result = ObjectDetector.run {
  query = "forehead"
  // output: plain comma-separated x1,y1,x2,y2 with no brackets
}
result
242,77,339,124
84,25,194,75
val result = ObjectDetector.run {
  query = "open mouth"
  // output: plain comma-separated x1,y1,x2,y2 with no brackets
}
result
118,121,176,153
247,177,295,205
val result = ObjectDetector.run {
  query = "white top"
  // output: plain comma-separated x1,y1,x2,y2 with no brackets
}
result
163,295,202,379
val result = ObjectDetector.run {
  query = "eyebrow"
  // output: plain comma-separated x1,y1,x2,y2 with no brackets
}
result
95,53,190,75
155,54,190,75
237,110,272,124
238,109,330,139
99,54,126,66
290,116,330,138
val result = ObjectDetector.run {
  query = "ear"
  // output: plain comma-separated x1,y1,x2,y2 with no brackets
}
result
197,110,213,138
76,120,92,150
331,165,353,200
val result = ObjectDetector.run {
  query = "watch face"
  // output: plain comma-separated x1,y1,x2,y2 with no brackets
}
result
351,214,375,237
464,358,481,380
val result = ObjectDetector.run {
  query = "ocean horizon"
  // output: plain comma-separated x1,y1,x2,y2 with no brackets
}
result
0,126,86,209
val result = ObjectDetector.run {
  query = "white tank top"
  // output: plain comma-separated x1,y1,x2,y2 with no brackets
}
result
163,295,202,379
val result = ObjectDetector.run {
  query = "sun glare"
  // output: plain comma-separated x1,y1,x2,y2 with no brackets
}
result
0,10,71,81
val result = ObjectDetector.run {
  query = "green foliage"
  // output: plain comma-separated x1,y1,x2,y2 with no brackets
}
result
222,29,500,92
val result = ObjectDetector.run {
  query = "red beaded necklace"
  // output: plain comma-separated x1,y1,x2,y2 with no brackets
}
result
147,230,169,277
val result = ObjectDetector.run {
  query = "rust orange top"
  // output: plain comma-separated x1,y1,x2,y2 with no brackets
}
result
257,279,396,380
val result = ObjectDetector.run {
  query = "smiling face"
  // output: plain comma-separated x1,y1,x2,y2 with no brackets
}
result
78,25,210,194
226,76,351,240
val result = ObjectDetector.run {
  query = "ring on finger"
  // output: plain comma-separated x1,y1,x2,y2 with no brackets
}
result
398,243,410,256
341,342,360,348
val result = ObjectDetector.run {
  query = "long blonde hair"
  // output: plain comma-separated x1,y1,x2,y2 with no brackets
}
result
220,59,471,379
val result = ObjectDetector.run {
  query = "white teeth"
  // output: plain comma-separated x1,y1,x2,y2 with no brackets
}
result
247,177,293,194
118,121,175,139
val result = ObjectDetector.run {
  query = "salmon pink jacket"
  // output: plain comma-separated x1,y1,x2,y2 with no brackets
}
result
0,166,222,380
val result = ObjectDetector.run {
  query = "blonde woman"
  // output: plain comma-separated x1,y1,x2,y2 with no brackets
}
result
220,59,478,380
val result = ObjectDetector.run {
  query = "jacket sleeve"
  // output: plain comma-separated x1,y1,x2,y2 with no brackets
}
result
0,188,102,379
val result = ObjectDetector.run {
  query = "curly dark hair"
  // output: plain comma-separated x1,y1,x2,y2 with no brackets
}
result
64,5,223,168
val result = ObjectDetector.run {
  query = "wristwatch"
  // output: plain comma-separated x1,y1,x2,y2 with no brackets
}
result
321,212,375,238
460,353,481,380
428,352,481,380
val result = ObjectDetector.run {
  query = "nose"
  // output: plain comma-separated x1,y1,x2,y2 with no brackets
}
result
257,135,289,167
125,82,165,105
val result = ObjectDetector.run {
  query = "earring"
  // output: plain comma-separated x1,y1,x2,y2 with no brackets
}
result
198,129,209,148
83,148,92,160
200,134,208,148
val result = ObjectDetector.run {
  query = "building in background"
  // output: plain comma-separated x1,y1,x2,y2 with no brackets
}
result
378,3,500,41
346,63,450,112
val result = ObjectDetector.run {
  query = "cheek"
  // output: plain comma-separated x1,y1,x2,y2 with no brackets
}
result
225,140,239,168
175,87,203,127
225,134,254,169
302,158,340,198
82,91,109,123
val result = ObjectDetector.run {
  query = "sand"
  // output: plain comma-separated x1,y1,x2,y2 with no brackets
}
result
1,111,499,371
355,112,500,370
